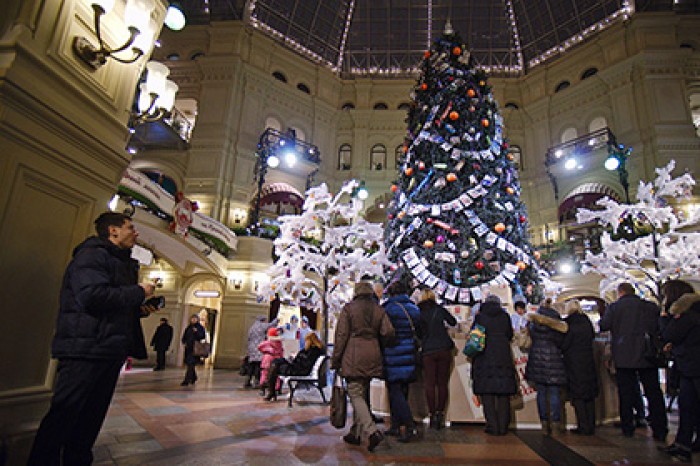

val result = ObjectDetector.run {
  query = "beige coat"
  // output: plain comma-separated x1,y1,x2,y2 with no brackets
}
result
332,295,395,379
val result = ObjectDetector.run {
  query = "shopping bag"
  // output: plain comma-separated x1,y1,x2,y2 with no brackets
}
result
329,372,347,429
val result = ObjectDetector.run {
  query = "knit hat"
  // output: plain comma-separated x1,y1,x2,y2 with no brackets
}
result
302,316,309,323
354,281,374,297
267,328,279,338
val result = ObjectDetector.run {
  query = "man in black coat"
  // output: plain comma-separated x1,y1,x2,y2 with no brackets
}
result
151,318,174,370
599,282,668,441
28,212,157,466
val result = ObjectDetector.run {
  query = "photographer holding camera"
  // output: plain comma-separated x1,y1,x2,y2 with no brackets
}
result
28,212,159,466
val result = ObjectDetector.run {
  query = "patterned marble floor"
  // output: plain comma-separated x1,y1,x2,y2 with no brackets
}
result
93,367,692,465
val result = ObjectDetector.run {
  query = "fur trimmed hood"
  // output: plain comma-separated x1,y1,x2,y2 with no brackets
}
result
669,293,700,316
527,312,568,333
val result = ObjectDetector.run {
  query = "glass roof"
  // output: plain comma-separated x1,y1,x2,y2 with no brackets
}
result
177,0,691,77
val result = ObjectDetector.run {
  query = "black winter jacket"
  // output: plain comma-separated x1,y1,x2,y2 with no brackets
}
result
151,323,173,351
662,293,700,377
52,237,147,360
471,301,517,395
561,312,599,400
283,346,324,376
525,306,567,385
599,294,660,369
182,323,206,365
418,300,457,355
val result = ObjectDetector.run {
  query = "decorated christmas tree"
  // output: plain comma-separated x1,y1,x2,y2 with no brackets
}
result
576,160,700,300
386,25,546,304
259,180,389,340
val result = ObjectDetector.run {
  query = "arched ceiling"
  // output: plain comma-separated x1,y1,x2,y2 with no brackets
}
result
176,0,694,77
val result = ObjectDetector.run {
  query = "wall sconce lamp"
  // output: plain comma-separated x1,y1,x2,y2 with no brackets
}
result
228,272,244,290
73,0,157,70
193,290,220,298
232,208,247,224
132,61,178,123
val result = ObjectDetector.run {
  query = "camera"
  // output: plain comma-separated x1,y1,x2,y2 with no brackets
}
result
145,296,165,309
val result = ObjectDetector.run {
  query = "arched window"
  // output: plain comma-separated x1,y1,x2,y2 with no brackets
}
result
338,144,352,170
395,145,404,169
272,71,287,83
555,81,571,93
505,102,519,110
588,117,607,133
561,127,578,143
373,102,388,110
370,144,387,170
341,102,355,110
297,83,311,94
508,146,522,170
397,102,411,111
265,117,281,132
581,67,598,80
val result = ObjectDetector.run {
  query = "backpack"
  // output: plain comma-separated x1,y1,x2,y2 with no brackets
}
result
463,323,486,358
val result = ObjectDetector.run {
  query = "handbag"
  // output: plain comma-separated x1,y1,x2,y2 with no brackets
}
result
397,303,422,364
329,372,347,429
643,332,669,368
463,323,486,358
515,328,532,351
193,340,211,358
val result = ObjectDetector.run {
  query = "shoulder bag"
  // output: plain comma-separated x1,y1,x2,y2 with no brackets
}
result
397,303,422,363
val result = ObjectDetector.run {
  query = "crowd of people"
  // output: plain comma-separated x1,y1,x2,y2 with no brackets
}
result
27,211,700,464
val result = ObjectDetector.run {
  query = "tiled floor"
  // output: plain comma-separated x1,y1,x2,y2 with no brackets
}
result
93,367,693,465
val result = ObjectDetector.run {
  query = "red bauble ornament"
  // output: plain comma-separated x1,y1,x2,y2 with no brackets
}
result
418,161,426,170
404,167,414,176
424,240,434,249
402,145,408,153
420,83,428,91
475,260,485,270
391,184,398,193
516,261,527,271
446,173,457,182
494,223,506,233
424,51,431,58
449,111,459,121
482,118,490,127
467,89,476,98
387,214,394,220
506,186,515,195
426,218,434,224
452,46,462,56
519,215,527,223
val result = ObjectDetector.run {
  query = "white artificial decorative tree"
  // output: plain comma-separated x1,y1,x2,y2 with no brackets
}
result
576,161,700,300
259,180,390,343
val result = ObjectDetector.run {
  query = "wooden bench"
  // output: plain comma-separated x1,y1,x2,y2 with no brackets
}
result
279,355,328,407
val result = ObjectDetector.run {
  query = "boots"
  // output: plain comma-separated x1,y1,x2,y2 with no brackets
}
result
429,413,438,430
435,412,445,430
551,422,566,434
541,420,552,436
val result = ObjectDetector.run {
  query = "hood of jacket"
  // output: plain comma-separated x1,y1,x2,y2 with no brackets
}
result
479,301,503,317
669,293,700,316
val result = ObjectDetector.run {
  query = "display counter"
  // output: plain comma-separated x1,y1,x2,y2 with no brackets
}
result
370,335,619,428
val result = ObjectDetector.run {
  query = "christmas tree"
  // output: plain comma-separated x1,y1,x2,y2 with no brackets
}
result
259,180,389,340
576,160,700,300
385,25,546,304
